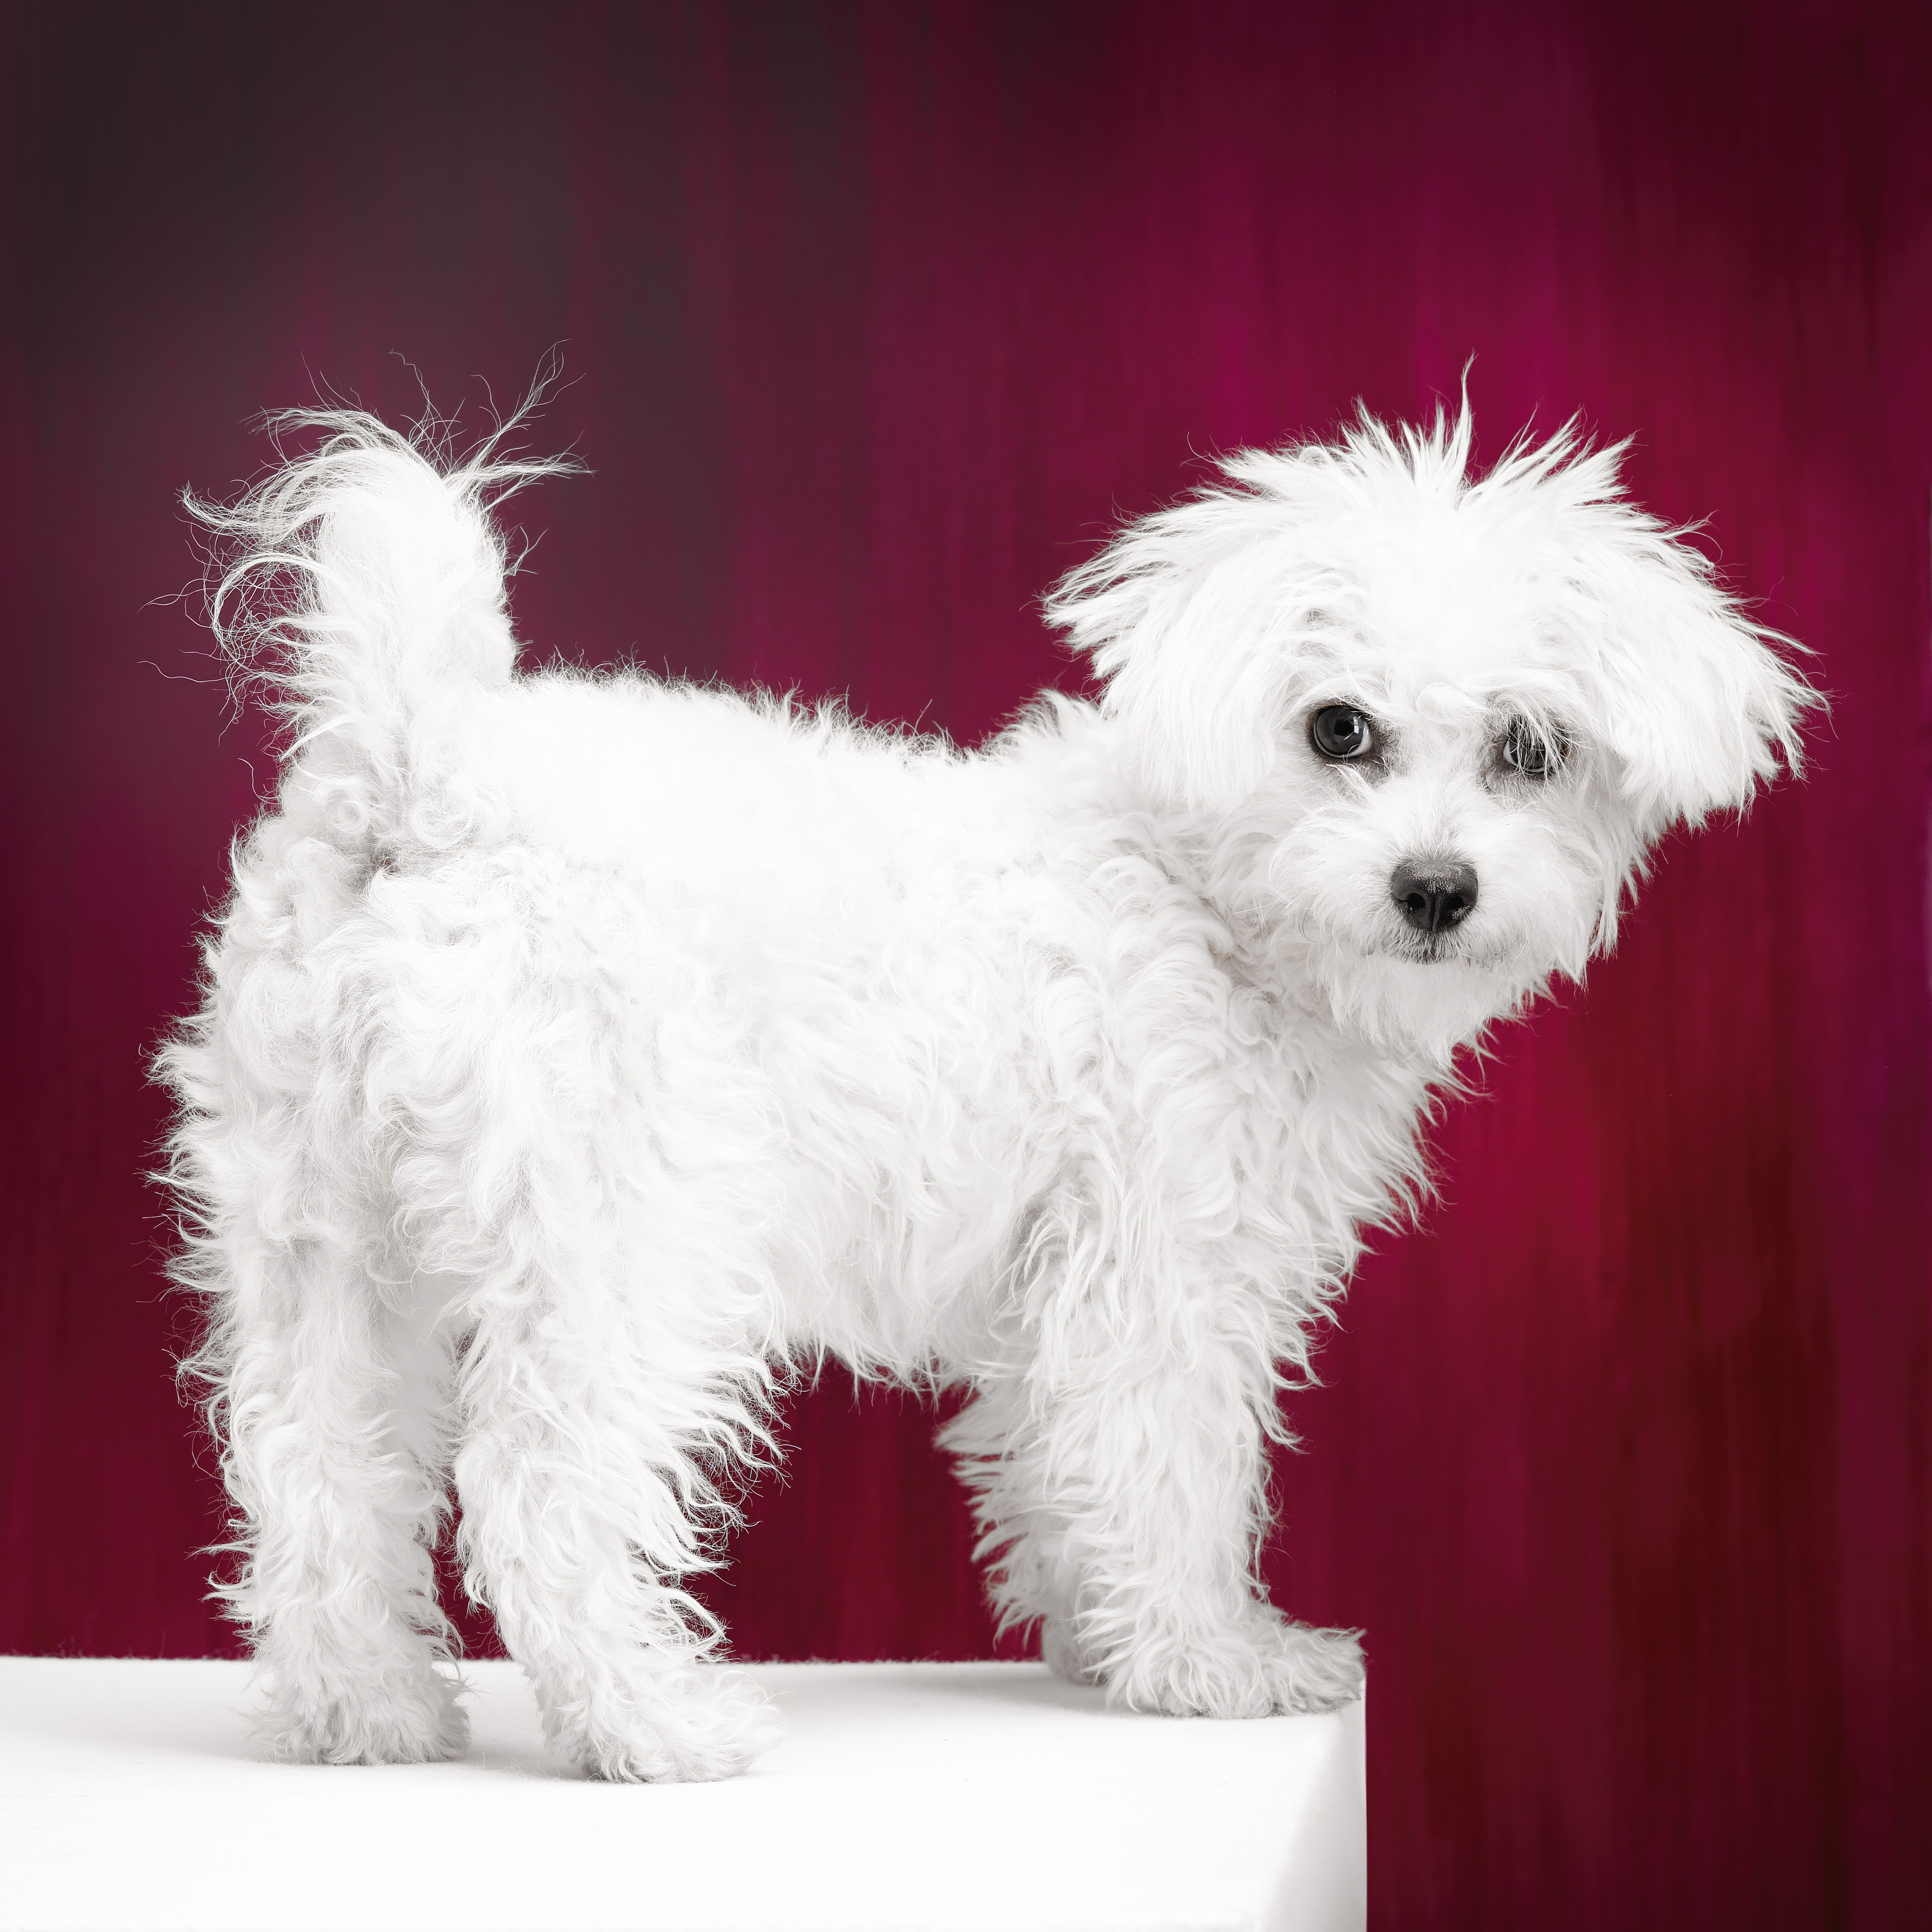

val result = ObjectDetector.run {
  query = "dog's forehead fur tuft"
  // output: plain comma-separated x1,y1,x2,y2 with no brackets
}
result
1046,405,1820,831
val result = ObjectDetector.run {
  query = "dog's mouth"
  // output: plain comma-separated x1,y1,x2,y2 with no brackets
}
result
1284,903,1514,976
1374,929,1516,973
1389,932,1461,966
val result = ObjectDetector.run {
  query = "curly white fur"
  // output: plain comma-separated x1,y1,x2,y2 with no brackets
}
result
158,403,1815,1780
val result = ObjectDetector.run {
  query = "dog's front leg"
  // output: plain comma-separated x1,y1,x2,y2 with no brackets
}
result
956,1298,1363,1718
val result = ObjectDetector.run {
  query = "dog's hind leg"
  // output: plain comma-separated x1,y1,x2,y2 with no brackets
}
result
184,1189,467,1761
166,933,470,1763
228,1254,467,1762
444,1104,782,1783
451,1263,781,1779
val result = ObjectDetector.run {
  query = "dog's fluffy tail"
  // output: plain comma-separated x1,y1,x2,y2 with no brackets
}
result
189,403,575,839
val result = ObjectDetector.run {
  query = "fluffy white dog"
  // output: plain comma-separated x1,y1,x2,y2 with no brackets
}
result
162,403,1813,1781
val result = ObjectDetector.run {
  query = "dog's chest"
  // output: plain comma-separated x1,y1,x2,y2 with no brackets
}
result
1212,1004,1434,1294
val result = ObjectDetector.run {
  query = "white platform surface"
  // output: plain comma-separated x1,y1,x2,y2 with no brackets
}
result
0,1657,1363,1932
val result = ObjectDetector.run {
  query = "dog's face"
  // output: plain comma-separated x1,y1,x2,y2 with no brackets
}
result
1050,413,1817,1055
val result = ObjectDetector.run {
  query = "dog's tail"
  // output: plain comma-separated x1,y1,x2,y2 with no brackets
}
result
188,402,576,840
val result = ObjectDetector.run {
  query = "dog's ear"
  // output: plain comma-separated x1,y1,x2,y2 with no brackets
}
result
1045,473,1328,813
1566,504,1821,840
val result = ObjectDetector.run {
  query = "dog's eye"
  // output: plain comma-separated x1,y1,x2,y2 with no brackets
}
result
1310,706,1375,762
1502,718,1565,779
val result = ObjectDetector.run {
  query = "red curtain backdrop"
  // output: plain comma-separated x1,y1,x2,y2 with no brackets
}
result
4,3,1928,1924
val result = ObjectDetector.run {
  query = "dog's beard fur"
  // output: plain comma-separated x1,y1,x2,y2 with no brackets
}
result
161,400,1817,1781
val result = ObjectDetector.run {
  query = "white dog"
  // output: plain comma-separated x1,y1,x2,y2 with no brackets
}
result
161,402,1814,1781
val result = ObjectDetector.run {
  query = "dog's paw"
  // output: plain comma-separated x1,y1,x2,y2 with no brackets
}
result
1253,1620,1366,1713
556,1664,783,1784
1041,1616,1106,1687
259,1664,470,1765
1107,1615,1365,1719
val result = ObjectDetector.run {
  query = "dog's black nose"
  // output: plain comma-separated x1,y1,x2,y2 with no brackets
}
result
1390,859,1479,935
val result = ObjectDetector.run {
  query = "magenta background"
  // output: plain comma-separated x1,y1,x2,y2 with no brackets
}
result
4,3,1930,1924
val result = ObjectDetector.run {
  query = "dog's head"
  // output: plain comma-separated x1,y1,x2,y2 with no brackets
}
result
1047,410,1819,1055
